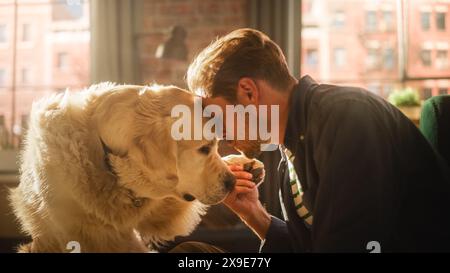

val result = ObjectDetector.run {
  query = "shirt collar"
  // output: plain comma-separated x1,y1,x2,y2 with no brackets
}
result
283,75,318,152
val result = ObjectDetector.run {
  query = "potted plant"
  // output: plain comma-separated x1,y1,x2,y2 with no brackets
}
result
388,87,422,125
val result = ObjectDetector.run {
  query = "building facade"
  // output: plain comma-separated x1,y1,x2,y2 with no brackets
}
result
301,0,450,99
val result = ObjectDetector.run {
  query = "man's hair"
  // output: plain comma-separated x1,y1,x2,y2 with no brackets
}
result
186,28,294,102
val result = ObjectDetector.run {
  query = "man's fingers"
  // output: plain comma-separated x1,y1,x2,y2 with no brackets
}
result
236,179,255,189
228,165,243,171
232,171,253,180
234,186,254,194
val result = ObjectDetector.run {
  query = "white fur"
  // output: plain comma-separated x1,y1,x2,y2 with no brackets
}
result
9,83,233,253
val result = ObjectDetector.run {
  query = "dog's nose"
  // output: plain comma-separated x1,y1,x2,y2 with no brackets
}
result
223,173,236,191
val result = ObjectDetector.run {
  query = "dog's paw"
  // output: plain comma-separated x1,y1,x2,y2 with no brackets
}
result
222,154,265,185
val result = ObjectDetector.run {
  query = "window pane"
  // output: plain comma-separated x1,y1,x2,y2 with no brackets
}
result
422,88,432,99
52,0,84,21
0,0,90,149
366,48,380,70
21,68,30,84
438,87,448,95
421,12,430,30
332,10,346,28
383,11,394,31
383,48,395,70
306,48,319,67
366,10,377,32
57,52,69,70
436,50,448,69
437,12,446,30
420,49,432,66
0,24,6,43
0,68,5,86
21,23,31,42
333,47,346,67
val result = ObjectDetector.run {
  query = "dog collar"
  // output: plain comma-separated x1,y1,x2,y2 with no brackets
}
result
100,138,148,208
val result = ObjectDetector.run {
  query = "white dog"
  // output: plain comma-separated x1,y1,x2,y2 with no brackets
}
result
9,83,237,253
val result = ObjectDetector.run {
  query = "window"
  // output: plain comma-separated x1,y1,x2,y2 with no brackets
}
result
52,0,84,21
57,52,69,70
421,12,431,30
365,11,377,32
0,24,6,43
383,85,394,97
436,12,446,31
438,88,448,95
306,49,318,67
0,1,90,149
367,83,381,95
0,69,5,86
332,11,346,28
420,49,432,66
383,48,395,70
301,0,450,102
383,11,394,31
333,48,346,67
21,68,30,84
422,88,432,100
366,48,379,70
21,23,31,42
436,50,448,70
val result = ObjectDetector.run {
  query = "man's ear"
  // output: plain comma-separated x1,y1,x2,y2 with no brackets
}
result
236,77,259,105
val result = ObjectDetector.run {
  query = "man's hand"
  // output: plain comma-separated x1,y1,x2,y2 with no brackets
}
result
224,165,272,240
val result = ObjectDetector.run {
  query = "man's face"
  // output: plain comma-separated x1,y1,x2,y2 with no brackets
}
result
202,80,269,158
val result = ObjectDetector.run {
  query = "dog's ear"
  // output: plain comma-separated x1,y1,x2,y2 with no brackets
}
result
137,86,195,118
93,88,140,156
135,86,195,140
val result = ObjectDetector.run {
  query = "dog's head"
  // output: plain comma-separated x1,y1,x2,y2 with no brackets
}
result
91,84,235,205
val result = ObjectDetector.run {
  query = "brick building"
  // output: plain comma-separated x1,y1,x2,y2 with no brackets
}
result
301,0,450,99
0,0,90,146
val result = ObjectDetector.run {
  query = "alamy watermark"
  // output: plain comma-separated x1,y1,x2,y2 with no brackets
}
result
170,97,279,151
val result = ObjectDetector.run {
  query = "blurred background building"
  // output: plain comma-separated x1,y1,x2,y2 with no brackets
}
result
302,0,450,99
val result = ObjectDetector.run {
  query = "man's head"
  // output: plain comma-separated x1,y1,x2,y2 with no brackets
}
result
186,28,296,157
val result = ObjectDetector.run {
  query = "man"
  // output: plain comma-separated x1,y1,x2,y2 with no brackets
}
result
186,28,450,252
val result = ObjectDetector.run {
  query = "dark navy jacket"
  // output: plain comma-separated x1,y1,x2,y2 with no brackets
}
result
260,75,450,252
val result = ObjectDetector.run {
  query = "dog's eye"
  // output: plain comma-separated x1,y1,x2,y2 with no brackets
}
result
198,145,211,155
